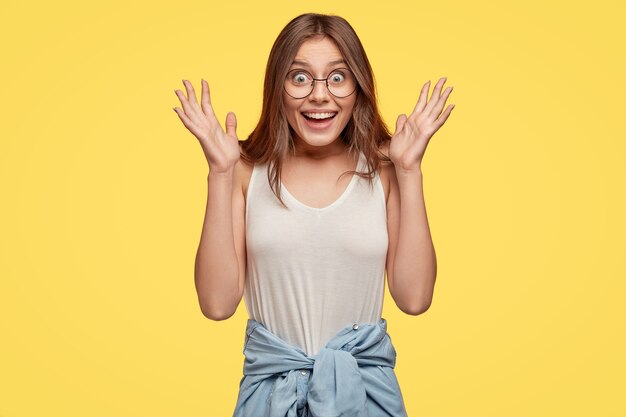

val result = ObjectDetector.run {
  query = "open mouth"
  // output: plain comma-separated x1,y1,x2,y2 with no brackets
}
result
301,112,338,128
301,112,337,120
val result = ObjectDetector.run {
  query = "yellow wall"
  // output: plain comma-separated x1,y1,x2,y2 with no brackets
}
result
1,0,624,416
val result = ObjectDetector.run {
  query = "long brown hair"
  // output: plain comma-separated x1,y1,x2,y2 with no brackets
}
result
240,13,392,209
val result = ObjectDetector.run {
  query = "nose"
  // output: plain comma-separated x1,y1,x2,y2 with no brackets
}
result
309,79,330,102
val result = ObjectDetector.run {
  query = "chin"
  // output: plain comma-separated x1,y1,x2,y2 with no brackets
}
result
296,130,342,147
292,120,349,147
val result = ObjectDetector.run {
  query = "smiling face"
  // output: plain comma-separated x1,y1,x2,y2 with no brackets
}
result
283,36,357,156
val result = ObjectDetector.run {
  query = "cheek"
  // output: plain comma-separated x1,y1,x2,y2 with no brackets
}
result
286,111,300,130
341,104,356,125
343,99,356,116
282,106,296,125
282,100,301,127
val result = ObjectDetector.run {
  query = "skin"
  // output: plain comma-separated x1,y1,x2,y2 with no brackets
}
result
280,36,360,208
172,35,455,319
283,36,357,160
383,77,455,314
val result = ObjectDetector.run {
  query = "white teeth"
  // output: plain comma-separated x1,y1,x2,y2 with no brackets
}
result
303,112,337,119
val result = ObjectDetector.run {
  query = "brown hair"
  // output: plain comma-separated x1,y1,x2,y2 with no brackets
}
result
240,12,392,208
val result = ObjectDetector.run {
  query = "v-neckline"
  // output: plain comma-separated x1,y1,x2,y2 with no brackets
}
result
280,152,363,212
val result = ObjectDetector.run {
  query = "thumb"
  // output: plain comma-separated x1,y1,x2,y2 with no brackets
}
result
225,111,238,138
395,114,408,135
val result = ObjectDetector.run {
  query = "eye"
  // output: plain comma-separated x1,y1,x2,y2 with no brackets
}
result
290,71,312,84
329,71,346,84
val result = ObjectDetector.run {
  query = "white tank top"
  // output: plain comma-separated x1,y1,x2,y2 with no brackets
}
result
243,151,389,356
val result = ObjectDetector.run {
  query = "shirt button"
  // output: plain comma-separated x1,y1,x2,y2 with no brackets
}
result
352,323,359,330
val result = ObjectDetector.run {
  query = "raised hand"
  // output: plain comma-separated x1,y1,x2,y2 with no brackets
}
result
390,77,455,173
173,79,241,173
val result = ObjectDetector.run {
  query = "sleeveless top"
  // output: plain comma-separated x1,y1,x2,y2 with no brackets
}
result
243,151,389,356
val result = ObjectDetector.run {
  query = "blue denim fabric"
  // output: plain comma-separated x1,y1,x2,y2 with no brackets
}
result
232,318,408,417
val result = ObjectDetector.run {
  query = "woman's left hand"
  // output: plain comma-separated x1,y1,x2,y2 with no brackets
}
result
389,77,455,173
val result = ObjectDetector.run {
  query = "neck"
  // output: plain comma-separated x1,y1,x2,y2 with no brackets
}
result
290,137,350,161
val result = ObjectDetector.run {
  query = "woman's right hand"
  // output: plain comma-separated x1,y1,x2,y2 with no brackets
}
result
173,79,241,173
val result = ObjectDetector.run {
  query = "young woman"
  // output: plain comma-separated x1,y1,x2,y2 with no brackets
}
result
173,12,454,417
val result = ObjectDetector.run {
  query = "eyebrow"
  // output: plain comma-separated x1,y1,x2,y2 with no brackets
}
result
290,59,347,67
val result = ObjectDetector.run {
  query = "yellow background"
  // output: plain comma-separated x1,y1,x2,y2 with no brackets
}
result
1,0,624,416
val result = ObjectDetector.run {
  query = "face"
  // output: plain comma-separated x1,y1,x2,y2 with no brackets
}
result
283,36,357,155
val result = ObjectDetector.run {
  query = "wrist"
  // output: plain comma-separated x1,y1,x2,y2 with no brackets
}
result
395,165,423,179
208,167,235,180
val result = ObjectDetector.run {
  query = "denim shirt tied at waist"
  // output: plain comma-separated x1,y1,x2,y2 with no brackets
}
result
232,317,408,417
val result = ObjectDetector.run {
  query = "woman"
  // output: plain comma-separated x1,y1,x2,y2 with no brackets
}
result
173,12,454,417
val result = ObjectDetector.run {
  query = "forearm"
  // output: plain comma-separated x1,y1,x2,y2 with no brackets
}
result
392,169,437,313
194,169,240,319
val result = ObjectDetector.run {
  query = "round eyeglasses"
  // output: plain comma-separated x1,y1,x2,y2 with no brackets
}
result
284,68,358,99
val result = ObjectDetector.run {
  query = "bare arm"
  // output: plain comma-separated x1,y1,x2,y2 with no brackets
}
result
383,144,436,315
194,163,246,320
387,166,437,315
384,77,453,315
173,79,246,320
